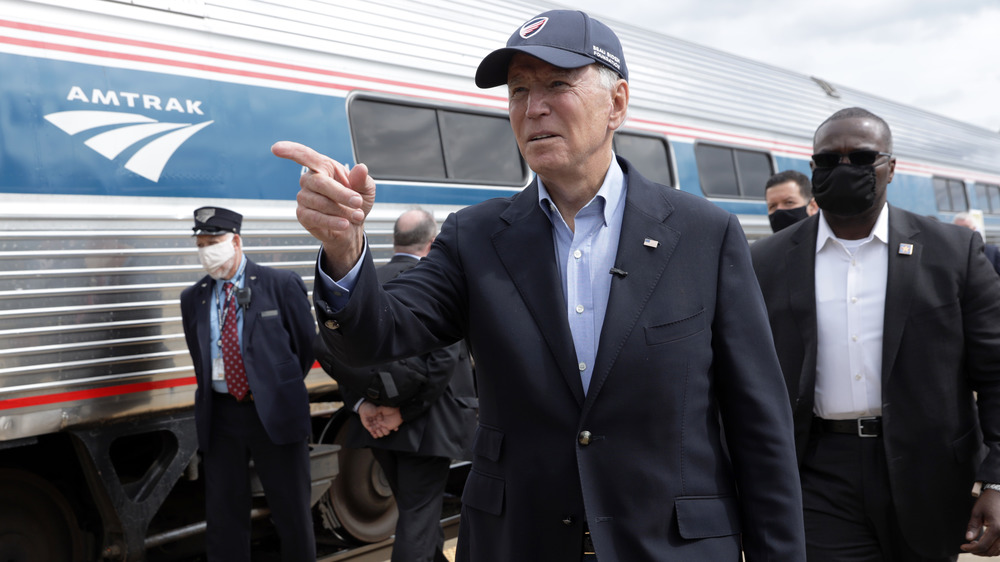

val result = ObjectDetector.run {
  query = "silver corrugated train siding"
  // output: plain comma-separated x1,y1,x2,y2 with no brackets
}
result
64,0,1000,170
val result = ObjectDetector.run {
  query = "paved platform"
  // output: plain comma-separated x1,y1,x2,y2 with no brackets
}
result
390,538,996,560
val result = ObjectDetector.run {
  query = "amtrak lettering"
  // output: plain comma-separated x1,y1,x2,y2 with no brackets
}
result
66,86,204,115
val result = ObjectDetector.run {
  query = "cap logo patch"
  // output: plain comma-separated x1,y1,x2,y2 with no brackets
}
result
196,208,216,223
519,17,548,39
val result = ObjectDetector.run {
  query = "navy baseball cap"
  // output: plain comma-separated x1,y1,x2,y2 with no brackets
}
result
192,206,242,236
475,10,628,89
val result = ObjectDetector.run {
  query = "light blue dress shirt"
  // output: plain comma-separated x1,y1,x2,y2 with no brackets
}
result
210,255,247,394
537,158,626,393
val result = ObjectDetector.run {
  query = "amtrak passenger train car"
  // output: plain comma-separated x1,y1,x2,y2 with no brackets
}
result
2,0,1000,560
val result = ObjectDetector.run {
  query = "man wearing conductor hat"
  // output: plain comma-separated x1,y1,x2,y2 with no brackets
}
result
179,206,317,561
274,9,804,561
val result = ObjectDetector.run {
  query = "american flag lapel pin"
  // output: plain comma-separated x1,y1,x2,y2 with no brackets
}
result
898,243,913,255
644,238,659,248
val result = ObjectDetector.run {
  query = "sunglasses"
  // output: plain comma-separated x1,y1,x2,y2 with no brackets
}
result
811,150,892,169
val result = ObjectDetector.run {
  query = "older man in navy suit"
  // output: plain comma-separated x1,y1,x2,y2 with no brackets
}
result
180,206,316,561
273,10,804,561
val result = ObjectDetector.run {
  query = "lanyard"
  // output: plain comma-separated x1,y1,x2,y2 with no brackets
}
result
217,283,237,330
215,263,246,342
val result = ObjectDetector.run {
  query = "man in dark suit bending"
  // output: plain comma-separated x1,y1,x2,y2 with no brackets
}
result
273,9,805,561
751,107,1000,561
317,208,477,562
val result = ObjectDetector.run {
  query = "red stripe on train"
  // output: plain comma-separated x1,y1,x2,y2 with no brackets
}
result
0,362,323,411
0,376,198,410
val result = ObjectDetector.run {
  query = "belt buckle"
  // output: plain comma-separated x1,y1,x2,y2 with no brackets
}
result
857,416,878,438
582,529,595,555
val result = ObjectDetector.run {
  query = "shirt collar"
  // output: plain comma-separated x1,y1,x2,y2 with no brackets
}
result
537,153,625,227
816,203,890,254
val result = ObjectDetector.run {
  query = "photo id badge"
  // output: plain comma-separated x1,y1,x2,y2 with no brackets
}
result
212,356,225,381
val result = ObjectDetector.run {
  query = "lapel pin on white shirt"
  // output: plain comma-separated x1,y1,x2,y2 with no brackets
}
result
644,238,659,248
898,243,914,255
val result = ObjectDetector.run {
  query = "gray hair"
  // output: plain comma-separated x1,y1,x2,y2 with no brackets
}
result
393,208,436,248
596,64,620,93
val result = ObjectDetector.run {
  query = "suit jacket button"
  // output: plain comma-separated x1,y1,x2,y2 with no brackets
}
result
324,319,340,330
578,431,592,446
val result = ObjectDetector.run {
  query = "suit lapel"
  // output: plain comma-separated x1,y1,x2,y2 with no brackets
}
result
882,207,920,384
586,168,678,408
193,277,215,386
787,217,819,405
493,182,583,405
242,259,259,345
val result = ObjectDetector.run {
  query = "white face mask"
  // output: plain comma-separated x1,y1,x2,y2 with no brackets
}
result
197,233,236,279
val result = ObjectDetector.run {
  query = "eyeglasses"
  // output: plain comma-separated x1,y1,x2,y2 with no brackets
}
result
811,150,892,169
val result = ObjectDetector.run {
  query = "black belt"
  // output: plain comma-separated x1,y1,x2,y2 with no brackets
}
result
817,416,881,437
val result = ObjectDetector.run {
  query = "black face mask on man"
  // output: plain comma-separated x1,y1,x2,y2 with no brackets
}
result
812,164,878,217
769,206,810,233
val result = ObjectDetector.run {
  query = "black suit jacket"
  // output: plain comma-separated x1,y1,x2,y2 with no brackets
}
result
316,157,805,561
180,259,316,449
330,254,478,460
751,206,1000,557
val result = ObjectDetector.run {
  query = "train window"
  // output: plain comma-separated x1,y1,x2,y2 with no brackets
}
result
349,98,527,186
439,111,524,184
975,183,1000,214
933,177,968,212
734,150,771,198
613,132,673,186
351,100,445,180
694,143,773,198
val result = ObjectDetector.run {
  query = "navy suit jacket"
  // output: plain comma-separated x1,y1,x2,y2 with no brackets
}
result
984,242,1000,275
321,254,478,460
316,157,805,561
751,207,1000,557
181,259,316,449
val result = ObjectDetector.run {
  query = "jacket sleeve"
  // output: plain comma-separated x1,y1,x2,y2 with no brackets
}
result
399,342,464,422
962,234,1000,483
281,271,317,376
712,214,807,560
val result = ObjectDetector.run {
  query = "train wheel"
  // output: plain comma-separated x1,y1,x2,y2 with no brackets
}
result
0,469,84,562
321,414,398,543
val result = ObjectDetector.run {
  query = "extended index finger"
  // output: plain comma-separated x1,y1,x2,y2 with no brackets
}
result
272,140,351,186
271,141,335,174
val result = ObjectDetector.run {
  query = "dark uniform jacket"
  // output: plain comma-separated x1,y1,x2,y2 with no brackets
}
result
181,259,316,449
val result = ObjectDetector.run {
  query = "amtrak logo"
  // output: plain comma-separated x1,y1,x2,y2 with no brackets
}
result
519,17,548,38
44,110,214,182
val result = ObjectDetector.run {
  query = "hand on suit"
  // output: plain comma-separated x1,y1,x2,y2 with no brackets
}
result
271,141,375,279
962,489,1000,556
358,401,402,438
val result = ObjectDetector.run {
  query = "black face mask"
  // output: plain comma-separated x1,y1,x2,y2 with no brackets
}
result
769,205,809,233
812,164,878,217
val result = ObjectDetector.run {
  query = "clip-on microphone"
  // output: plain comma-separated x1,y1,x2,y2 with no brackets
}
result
236,287,252,310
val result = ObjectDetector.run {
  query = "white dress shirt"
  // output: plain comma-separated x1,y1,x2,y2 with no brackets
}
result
813,203,889,419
